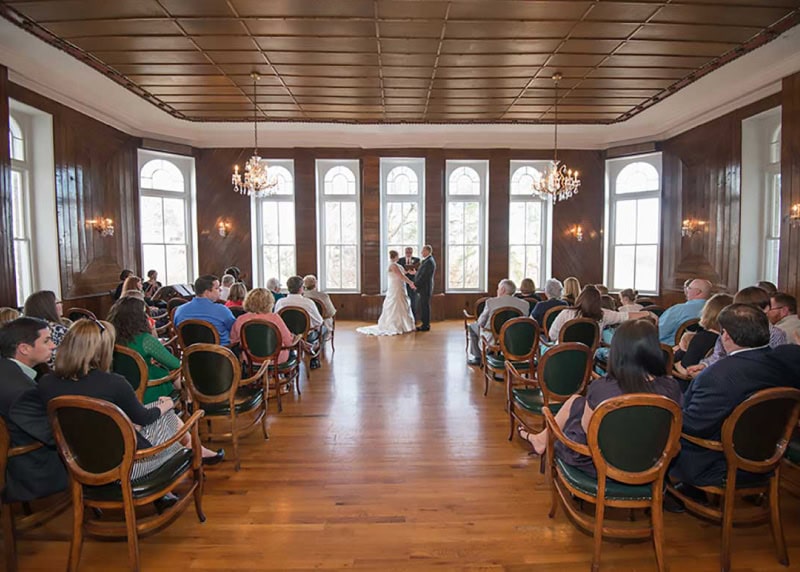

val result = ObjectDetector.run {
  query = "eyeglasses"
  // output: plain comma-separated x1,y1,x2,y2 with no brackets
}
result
767,306,785,313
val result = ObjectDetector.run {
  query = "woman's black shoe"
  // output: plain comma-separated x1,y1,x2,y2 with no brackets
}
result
202,449,225,466
154,493,179,514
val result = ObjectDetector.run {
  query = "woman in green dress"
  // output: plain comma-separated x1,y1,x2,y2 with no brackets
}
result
108,297,180,403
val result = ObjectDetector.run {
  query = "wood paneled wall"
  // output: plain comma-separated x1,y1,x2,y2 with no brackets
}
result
0,66,15,307
781,71,800,303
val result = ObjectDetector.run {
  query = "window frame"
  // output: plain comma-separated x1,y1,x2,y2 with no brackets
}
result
763,124,781,284
445,159,489,293
379,157,425,292
316,159,361,293
137,149,198,287
604,152,663,295
508,160,552,290
251,159,296,289
9,111,35,304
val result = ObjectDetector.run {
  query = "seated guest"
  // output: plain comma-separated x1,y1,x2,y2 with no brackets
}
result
174,275,236,346
516,278,540,301
562,276,581,305
275,276,325,368
688,286,788,375
121,275,144,298
757,280,778,296
113,269,134,301
657,278,712,344
673,293,733,375
230,288,296,364
671,304,800,487
531,278,568,326
23,290,67,368
219,274,235,302
225,282,247,309
302,274,336,333
38,320,224,474
548,285,651,341
768,293,800,343
266,277,286,302
143,269,162,299
224,266,242,282
0,306,21,325
600,295,617,311
595,284,609,296
617,289,642,312
0,318,67,502
108,297,180,404
467,279,529,366
518,320,682,469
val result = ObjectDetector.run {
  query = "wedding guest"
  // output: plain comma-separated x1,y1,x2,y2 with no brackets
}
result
767,293,800,343
143,269,162,298
756,280,778,296
531,278,568,326
302,275,336,334
658,278,712,344
549,285,651,341
173,275,236,346
23,290,67,367
673,293,732,375
225,283,247,309
230,288,296,364
562,276,581,305
266,277,286,302
121,275,144,297
219,274,235,302
0,307,21,325
516,278,540,301
113,269,134,300
467,279,529,366
617,289,643,313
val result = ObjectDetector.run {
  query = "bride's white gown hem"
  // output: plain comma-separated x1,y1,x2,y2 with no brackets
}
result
357,263,416,336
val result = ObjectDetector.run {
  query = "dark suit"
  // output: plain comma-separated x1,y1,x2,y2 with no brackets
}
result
401,255,420,320
0,359,67,502
413,255,436,329
671,345,800,487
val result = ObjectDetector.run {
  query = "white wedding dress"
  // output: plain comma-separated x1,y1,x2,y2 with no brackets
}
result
357,263,416,336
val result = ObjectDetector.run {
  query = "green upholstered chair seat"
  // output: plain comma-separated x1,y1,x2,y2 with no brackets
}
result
83,448,193,502
486,353,532,370
512,387,563,415
786,437,800,465
201,386,264,415
270,355,299,371
555,457,653,501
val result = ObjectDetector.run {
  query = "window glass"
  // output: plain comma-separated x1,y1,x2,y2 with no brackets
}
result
446,160,487,291
317,160,360,291
254,162,296,288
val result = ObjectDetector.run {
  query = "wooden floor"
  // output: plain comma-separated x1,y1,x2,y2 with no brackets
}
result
14,321,800,571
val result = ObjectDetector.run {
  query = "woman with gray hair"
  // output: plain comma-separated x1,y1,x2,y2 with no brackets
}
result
531,278,569,326
266,277,286,301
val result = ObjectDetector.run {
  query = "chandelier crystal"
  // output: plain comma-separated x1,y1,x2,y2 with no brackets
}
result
532,72,581,203
232,72,278,197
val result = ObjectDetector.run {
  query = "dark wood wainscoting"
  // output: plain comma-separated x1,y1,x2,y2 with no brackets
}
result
781,72,800,303
0,66,15,307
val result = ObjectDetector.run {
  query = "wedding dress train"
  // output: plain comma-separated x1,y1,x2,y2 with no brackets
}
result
357,263,416,336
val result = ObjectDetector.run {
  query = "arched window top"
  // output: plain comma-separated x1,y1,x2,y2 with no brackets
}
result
140,159,184,192
510,166,543,195
323,165,356,195
9,115,24,161
386,165,418,195
770,125,781,164
449,166,480,195
267,165,293,196
615,161,659,194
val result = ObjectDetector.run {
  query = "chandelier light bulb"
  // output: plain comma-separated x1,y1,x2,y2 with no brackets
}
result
232,72,278,197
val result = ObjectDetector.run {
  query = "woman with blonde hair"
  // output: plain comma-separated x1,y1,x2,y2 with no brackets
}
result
37,320,224,473
230,288,296,364
673,293,733,374
516,278,538,300
562,276,581,305
121,275,143,297
0,307,21,325
225,282,248,309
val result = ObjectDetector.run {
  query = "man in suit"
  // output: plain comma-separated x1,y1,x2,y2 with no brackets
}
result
413,245,436,332
670,304,800,489
0,317,68,502
467,279,530,366
401,247,421,322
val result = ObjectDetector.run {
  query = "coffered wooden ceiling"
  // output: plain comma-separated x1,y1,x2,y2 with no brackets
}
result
2,0,800,124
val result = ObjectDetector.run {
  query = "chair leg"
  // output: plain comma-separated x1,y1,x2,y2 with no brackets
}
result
193,467,206,523
651,485,666,572
232,418,241,472
768,472,789,566
547,447,558,519
122,489,140,572
67,489,85,572
592,491,606,572
2,503,18,572
508,406,515,441
720,482,737,572
261,402,270,440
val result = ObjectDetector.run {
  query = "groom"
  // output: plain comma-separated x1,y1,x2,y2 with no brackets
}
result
414,245,436,332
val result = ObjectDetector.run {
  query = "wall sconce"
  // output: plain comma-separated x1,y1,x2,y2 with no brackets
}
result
217,219,232,238
681,218,707,237
787,203,800,227
569,225,584,242
87,218,114,237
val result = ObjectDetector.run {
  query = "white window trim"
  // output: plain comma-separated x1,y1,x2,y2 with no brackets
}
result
604,152,663,295
445,159,489,293
379,157,425,293
9,112,34,304
316,159,361,293
251,159,296,289
137,149,198,286
508,160,552,290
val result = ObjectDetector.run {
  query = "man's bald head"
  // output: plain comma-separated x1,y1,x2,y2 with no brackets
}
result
687,279,712,301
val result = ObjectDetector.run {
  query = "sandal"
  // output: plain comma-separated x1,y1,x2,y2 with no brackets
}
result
517,425,545,457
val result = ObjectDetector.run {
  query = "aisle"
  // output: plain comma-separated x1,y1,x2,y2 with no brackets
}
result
19,321,800,571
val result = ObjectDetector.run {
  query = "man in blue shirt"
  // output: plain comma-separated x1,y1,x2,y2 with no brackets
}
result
174,274,236,345
658,278,712,344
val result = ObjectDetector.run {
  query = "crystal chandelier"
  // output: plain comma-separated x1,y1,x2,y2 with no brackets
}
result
232,72,278,197
532,72,581,203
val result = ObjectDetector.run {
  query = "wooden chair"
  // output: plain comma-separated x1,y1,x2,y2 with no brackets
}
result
544,318,600,356
540,305,568,342
112,345,182,404
240,319,301,413
479,306,525,374
278,307,321,379
659,343,674,373
667,387,800,572
642,304,664,317
176,319,219,350
229,306,246,318
1,418,70,572
545,394,682,572
311,298,335,352
463,297,489,355
521,296,539,314
181,344,270,471
508,342,593,440
48,396,205,572
65,307,97,322
482,317,538,397
674,317,701,346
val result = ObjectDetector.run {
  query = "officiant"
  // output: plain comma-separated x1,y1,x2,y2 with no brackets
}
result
401,247,420,322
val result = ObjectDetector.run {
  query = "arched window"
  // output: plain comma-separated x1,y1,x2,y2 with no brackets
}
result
9,115,24,161
140,159,184,192
446,161,488,291
509,163,550,288
448,166,481,196
381,160,424,291
9,112,33,302
317,160,360,291
323,165,357,195
386,165,419,195
255,162,296,288
615,162,659,194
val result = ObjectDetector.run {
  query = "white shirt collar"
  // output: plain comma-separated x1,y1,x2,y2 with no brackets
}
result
729,344,769,356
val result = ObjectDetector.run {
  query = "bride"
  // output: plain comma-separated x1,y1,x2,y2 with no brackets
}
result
357,250,417,336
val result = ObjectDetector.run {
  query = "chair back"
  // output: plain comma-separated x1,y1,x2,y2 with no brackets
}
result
311,298,325,319
177,319,220,349
181,344,240,406
241,319,282,363
112,345,148,402
722,387,800,474
229,306,246,318
542,305,567,335
642,305,664,317
558,317,600,351
47,396,136,486
489,307,525,337
674,317,701,345
660,343,675,373
474,297,489,319
521,297,539,314
0,418,11,492
538,342,593,403
588,394,682,486
278,307,311,337
65,308,96,322
167,297,188,312
498,317,539,361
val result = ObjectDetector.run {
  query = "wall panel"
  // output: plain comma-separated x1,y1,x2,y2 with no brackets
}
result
0,66,15,307
780,72,800,303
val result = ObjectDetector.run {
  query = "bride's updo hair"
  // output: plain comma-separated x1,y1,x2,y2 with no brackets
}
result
389,250,399,261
